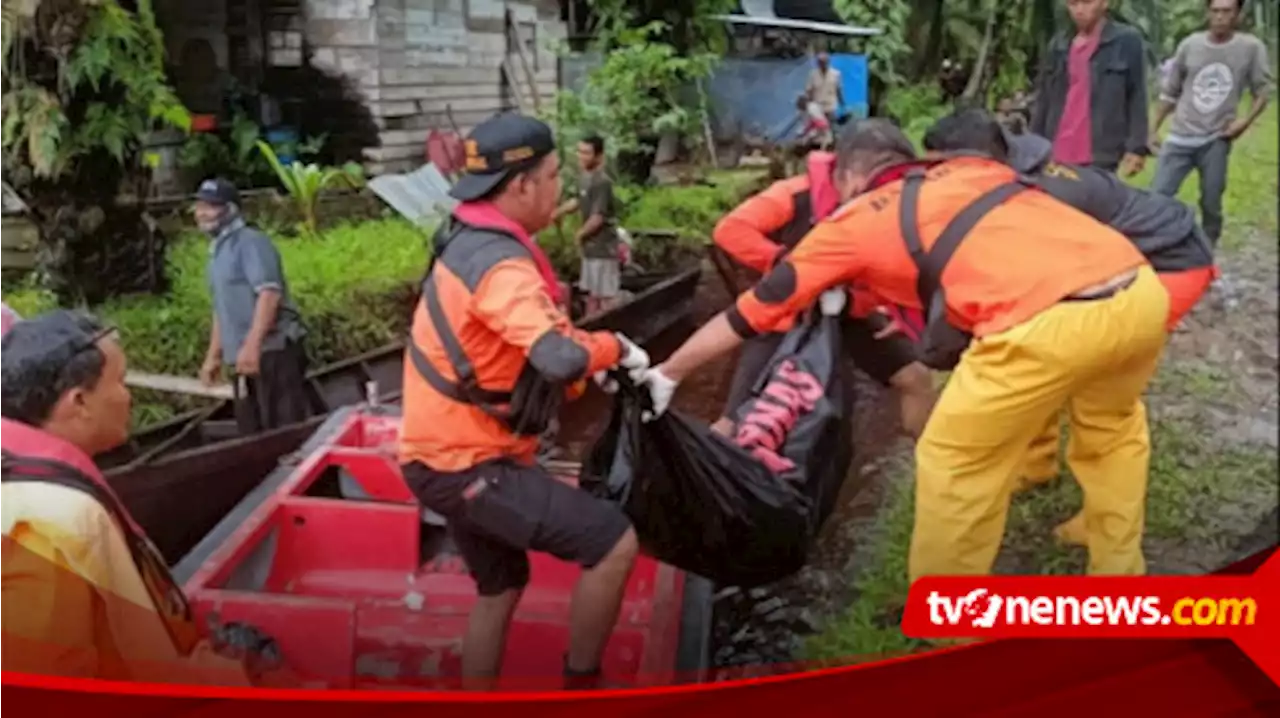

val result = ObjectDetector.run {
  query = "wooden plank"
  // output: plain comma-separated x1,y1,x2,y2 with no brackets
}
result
126,371,234,400
508,11,542,114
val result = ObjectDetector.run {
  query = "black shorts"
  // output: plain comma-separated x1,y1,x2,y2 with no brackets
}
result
402,459,632,596
722,314,918,417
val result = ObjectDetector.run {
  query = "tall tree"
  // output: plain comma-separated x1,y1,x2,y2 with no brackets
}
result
2,0,189,304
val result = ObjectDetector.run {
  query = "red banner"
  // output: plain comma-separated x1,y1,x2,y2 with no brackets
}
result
902,549,1279,681
3,549,1278,715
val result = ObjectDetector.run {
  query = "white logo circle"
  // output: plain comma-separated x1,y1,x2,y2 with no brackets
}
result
1191,62,1235,114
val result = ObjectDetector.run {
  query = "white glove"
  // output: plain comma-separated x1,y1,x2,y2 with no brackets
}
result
635,367,678,422
615,333,650,383
593,370,620,394
819,288,847,316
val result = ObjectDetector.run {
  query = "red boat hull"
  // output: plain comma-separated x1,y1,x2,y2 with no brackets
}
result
177,407,705,690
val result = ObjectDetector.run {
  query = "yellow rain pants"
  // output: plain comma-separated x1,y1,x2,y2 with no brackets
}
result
909,265,1169,581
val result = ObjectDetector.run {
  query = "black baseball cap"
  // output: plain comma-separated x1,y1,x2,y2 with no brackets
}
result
1,310,116,380
449,112,556,202
193,177,241,206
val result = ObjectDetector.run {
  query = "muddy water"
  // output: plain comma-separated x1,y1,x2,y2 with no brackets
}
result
555,261,904,670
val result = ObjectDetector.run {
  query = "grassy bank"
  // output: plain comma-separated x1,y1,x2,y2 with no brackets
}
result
807,103,1279,661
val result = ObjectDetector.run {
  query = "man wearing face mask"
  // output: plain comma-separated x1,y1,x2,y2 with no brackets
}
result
194,179,311,433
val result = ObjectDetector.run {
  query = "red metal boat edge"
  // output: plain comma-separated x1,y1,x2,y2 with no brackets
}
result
173,406,713,690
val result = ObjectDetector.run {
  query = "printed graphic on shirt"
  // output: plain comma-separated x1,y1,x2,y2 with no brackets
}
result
1190,62,1235,114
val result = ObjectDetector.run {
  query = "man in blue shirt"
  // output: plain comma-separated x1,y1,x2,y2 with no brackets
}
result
195,179,312,432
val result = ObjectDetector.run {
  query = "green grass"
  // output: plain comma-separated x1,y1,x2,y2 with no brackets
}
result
805,102,1279,662
5,217,432,426
5,175,761,427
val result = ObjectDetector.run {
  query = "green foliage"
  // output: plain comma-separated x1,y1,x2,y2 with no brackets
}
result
10,218,431,381
883,83,951,144
2,0,190,180
178,111,293,189
256,140,366,237
833,0,913,87
553,20,718,161
534,170,764,275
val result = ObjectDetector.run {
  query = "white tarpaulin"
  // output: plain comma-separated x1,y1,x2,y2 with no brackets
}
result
366,163,457,227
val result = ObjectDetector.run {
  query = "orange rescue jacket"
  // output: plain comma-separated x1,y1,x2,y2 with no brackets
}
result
728,156,1148,341
400,204,622,473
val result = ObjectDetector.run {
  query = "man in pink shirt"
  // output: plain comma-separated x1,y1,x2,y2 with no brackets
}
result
1032,0,1150,176
1,302,19,337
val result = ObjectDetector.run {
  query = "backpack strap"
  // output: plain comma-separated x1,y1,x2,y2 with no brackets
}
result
899,171,1035,308
1,451,199,656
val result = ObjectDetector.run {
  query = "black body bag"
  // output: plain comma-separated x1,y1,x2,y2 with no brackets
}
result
581,304,853,587
898,168,1035,370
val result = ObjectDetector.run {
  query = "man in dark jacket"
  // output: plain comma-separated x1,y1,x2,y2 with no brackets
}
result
923,107,1218,546
1031,0,1150,176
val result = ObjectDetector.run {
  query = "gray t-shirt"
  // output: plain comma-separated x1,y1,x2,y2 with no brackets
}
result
1161,31,1273,145
578,170,619,259
207,222,305,364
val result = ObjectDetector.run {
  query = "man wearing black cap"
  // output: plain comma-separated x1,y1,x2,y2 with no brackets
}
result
398,112,651,690
194,178,311,434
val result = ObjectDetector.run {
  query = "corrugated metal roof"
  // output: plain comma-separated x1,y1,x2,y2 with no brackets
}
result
715,13,881,36
770,0,846,25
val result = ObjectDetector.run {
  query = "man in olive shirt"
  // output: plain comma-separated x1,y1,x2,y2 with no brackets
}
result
555,135,621,315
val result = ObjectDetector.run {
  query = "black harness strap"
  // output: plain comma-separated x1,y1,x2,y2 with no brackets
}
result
899,171,1036,308
406,222,554,436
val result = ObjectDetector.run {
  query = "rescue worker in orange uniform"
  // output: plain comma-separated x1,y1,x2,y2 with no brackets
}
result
2,311,288,686
710,150,935,438
637,119,1170,580
922,108,1218,545
398,113,651,690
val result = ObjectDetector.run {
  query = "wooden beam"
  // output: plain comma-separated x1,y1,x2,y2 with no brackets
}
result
126,371,234,400
507,12,542,114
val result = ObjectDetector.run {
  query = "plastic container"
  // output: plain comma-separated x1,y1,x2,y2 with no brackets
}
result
190,114,218,132
264,126,299,166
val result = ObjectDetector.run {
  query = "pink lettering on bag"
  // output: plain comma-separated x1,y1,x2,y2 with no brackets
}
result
733,359,824,476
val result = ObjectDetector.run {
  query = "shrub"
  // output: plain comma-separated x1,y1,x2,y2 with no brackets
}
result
534,169,763,275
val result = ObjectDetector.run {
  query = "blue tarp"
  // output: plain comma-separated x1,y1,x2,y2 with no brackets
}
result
704,53,868,142
561,53,869,144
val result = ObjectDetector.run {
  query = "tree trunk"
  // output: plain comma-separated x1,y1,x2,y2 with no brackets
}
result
961,0,999,102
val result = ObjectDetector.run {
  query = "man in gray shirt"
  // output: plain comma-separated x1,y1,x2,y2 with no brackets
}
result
1150,0,1273,244
194,178,312,432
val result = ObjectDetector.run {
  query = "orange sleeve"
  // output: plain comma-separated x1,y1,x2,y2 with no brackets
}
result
727,211,869,337
472,258,622,380
712,184,798,273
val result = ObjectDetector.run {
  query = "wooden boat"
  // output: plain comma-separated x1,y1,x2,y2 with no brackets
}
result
104,265,703,564
175,406,714,688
